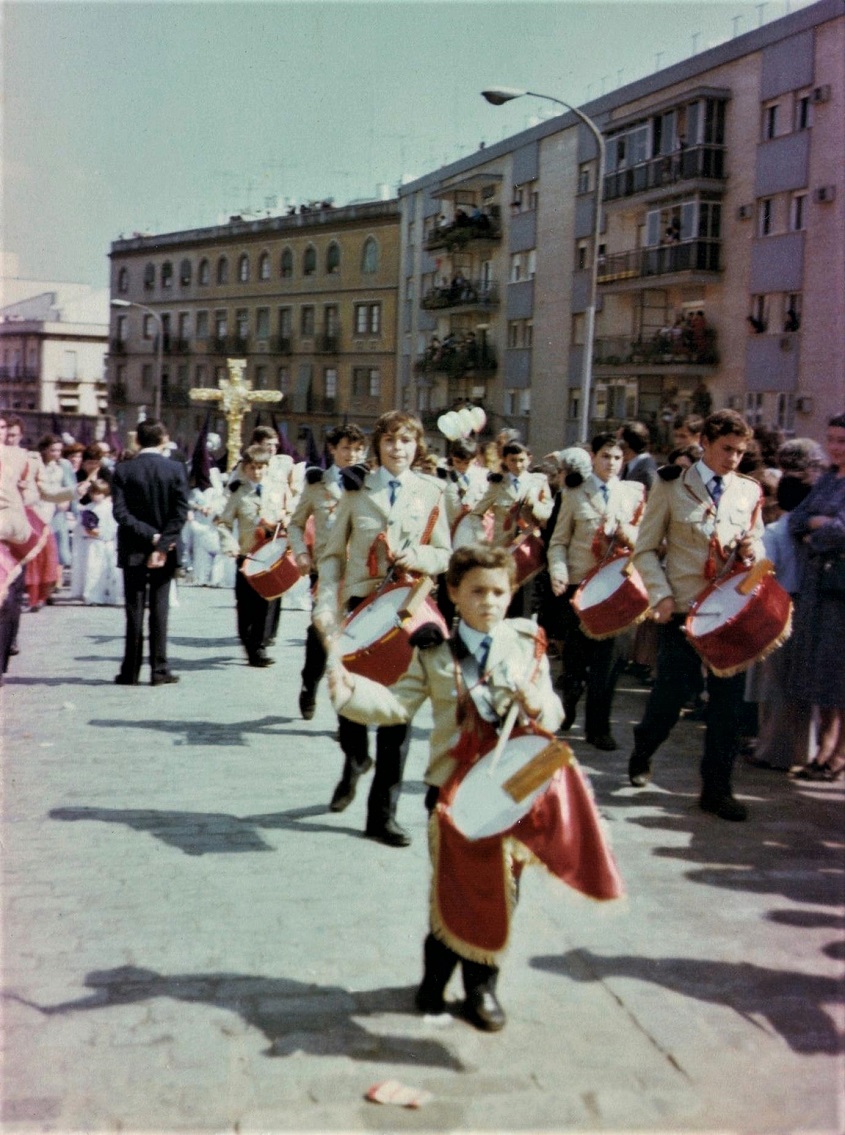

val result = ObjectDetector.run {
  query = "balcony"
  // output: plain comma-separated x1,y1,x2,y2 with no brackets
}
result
210,337,228,354
309,396,338,414
415,341,497,379
161,385,191,407
109,339,127,354
603,144,726,203
316,333,340,354
424,214,501,252
109,383,128,403
272,336,293,355
593,325,718,373
597,239,721,286
421,279,500,312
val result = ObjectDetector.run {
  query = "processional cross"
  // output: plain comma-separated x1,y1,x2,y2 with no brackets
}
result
190,358,283,472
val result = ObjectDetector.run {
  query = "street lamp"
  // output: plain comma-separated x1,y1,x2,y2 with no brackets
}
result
481,86,605,443
110,298,163,420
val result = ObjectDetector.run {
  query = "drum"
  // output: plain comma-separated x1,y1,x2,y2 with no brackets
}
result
240,536,300,600
339,579,449,686
452,511,482,549
685,560,792,677
572,553,651,640
450,732,573,840
7,509,50,567
510,530,546,587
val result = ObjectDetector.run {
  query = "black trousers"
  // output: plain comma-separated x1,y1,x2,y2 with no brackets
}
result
337,594,410,825
633,615,745,794
559,586,624,736
301,573,327,693
234,560,279,659
0,570,25,676
119,559,176,681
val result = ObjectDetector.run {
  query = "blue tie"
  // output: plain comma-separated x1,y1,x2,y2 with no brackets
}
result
477,635,492,674
512,476,521,493
388,479,401,507
709,475,724,506
255,483,262,498
600,483,609,505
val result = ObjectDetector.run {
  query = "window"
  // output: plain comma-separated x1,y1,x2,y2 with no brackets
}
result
576,240,589,271
217,257,229,285
416,386,431,412
795,94,811,131
764,103,779,140
179,259,192,286
790,193,806,232
281,248,293,278
258,252,271,280
198,259,210,286
143,314,155,339
256,307,270,339
254,365,268,390
524,320,533,347
759,198,773,237
278,307,292,338
62,350,78,379
578,164,592,194
324,304,339,336
361,237,378,274
142,364,153,390
117,267,129,294
235,309,249,339
324,367,337,398
238,254,250,283
354,302,381,336
507,321,519,348
277,366,290,392
194,364,207,387
526,249,537,278
196,311,209,339
178,312,190,339
301,306,315,337
571,312,586,346
784,293,802,332
303,245,317,276
143,263,155,290
326,242,341,274
510,253,523,283
160,262,172,289
745,391,764,426
214,310,228,339
115,315,127,342
352,367,381,397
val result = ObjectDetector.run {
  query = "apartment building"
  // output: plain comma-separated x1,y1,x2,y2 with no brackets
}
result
398,0,844,454
107,199,400,445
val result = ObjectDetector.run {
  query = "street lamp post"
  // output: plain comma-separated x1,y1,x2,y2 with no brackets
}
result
482,86,605,444
110,298,163,421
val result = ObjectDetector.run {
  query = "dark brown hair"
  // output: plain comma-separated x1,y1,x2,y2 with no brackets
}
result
446,543,517,590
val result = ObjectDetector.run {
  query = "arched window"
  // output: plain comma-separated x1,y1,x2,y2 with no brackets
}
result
361,237,379,274
161,261,173,288
143,263,155,290
326,241,341,274
303,245,317,276
217,256,229,285
117,267,129,294
198,258,210,285
179,258,192,286
238,253,250,283
281,248,293,279
258,251,271,280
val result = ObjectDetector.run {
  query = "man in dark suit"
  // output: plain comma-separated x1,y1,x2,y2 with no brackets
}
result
112,419,189,686
618,421,658,492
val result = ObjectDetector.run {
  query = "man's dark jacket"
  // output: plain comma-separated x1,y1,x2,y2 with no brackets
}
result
112,453,189,568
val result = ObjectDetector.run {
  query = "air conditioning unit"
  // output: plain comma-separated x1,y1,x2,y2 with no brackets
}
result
795,396,814,414
813,185,836,203
810,84,831,105
736,204,753,220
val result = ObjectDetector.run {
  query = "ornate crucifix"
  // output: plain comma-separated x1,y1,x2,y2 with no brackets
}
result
190,358,283,472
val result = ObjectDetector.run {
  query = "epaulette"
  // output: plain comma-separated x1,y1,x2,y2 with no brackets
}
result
564,472,584,488
408,623,446,650
510,618,548,648
227,478,242,493
305,466,324,485
657,465,683,481
448,469,459,483
488,471,504,483
339,462,369,491
436,466,449,481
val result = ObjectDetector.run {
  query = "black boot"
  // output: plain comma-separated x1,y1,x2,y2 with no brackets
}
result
415,934,460,1014
462,960,506,1032
329,754,373,812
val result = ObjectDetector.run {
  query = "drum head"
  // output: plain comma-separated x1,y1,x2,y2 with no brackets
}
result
340,586,411,653
241,536,289,576
453,514,480,549
450,734,557,840
578,557,628,610
688,576,747,637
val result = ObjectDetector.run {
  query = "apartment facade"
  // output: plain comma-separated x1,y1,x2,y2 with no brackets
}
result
398,0,844,455
107,200,400,445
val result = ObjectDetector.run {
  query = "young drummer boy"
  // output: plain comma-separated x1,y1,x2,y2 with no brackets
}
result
328,544,622,1032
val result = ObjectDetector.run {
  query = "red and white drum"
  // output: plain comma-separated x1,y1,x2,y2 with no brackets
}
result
452,511,482,549
510,530,546,588
572,553,650,640
339,579,449,686
240,536,300,600
449,732,573,840
685,560,792,677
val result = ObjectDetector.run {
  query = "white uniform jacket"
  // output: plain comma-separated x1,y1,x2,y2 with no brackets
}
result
548,477,646,588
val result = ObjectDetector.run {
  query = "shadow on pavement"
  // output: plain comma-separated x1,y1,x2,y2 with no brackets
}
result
74,654,236,673
531,947,845,1055
2,676,115,687
86,715,337,746
5,966,465,1069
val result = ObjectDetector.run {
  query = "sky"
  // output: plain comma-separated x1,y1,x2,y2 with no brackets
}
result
3,0,814,290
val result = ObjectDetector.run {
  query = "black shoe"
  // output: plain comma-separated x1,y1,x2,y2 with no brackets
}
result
151,673,179,686
114,674,138,686
587,732,618,752
9,642,19,656
330,777,357,812
365,818,411,847
299,687,317,720
464,986,506,1032
628,750,652,787
247,653,274,668
561,692,580,732
699,791,748,821
415,935,459,1014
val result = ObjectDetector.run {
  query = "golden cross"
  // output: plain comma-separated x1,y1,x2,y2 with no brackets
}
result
190,358,283,472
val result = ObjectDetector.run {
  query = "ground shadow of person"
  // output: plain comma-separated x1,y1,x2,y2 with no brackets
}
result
5,966,465,1069
531,947,844,1055
86,714,337,747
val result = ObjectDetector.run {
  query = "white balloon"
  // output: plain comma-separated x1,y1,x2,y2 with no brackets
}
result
469,406,487,432
443,411,462,439
456,407,475,436
437,414,452,437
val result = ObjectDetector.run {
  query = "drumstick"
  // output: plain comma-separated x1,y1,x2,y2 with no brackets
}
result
486,700,521,779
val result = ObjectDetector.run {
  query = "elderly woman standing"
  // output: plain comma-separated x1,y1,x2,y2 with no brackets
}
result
790,415,845,781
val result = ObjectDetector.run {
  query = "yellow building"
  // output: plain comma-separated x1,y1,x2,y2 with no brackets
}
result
107,199,400,450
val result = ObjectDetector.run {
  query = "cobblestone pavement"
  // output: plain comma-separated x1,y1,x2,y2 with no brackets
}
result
2,585,843,1134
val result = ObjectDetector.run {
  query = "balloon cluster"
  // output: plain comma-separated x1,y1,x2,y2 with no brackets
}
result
437,405,487,440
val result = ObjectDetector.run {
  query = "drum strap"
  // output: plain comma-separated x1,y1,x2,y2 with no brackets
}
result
366,504,441,579
450,503,472,540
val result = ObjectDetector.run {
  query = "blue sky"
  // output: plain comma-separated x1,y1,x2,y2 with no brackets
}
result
4,0,807,288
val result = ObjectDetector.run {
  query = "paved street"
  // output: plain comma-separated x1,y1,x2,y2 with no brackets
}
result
2,584,843,1134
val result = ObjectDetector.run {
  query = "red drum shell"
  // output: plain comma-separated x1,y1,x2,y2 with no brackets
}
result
572,554,650,640
685,568,792,677
7,509,49,566
511,531,546,587
240,536,300,600
340,581,449,686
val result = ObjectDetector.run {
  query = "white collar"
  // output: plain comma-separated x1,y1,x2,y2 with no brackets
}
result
374,465,411,489
590,473,617,494
695,459,731,487
458,620,495,655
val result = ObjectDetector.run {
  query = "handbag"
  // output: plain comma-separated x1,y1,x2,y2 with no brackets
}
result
819,555,845,598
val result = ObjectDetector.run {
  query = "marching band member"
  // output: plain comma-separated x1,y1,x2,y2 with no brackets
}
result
442,439,489,548
328,544,622,1031
314,411,451,848
287,423,367,719
628,409,765,820
548,432,646,750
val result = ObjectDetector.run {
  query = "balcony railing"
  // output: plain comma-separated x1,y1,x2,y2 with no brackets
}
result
211,337,228,353
421,279,500,312
597,239,721,284
424,214,502,252
593,326,718,368
316,333,340,354
415,343,497,378
603,144,726,202
272,336,293,355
